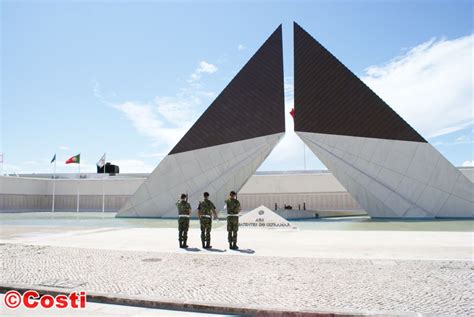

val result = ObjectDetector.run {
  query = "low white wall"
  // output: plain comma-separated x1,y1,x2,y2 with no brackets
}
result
0,176,144,212
240,172,347,194
1,167,472,213
0,176,144,195
238,192,360,211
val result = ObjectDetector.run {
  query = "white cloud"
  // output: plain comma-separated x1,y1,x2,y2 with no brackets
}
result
361,34,474,138
237,44,246,51
112,62,217,151
92,80,112,106
154,95,199,127
138,152,168,158
284,76,294,101
455,135,473,144
113,100,192,149
59,146,70,151
110,159,155,173
188,61,218,83
433,134,473,146
462,160,474,167
197,61,218,74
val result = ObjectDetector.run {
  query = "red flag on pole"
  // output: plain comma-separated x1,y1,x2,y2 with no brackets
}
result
65,154,80,164
289,108,295,119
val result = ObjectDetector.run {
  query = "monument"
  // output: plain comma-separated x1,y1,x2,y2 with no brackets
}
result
118,23,473,219
293,22,473,218
239,205,297,229
117,26,285,217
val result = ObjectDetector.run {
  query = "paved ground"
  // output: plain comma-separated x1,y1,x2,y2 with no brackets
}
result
0,294,230,317
1,226,472,261
1,225,473,315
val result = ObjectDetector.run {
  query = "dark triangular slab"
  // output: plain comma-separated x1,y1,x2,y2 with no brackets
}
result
169,25,285,155
294,22,426,143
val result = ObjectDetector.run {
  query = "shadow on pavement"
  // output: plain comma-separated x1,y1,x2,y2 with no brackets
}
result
206,248,226,253
233,249,255,254
184,247,201,252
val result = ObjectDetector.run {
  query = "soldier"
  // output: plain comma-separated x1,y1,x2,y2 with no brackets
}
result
198,192,217,249
176,193,191,248
225,191,241,250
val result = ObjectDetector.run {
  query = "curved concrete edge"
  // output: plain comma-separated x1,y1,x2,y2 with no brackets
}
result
0,283,413,316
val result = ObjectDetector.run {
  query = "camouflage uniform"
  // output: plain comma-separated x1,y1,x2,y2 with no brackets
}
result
176,200,191,248
225,198,241,249
198,198,216,248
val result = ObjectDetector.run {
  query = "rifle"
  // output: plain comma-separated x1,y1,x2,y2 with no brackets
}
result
186,190,191,217
236,192,241,213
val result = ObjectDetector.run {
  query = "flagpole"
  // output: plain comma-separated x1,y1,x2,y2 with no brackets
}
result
77,156,80,213
52,157,56,212
102,153,106,213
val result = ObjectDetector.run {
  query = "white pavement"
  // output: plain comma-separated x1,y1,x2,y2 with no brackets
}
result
1,223,473,315
0,225,472,261
0,294,230,317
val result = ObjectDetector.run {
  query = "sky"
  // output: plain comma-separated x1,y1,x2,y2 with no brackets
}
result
1,0,473,174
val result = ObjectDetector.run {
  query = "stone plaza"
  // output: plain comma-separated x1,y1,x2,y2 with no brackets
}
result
1,216,473,316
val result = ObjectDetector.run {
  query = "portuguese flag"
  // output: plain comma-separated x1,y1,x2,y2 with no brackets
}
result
65,154,80,164
289,108,295,119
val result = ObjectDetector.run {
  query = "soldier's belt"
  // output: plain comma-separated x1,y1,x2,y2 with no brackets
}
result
227,214,240,217
201,215,212,218
178,215,190,218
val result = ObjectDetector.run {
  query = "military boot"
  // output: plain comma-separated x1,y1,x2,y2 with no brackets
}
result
202,240,206,248
233,242,239,250
229,242,233,249
182,238,188,248
179,240,183,248
205,240,212,249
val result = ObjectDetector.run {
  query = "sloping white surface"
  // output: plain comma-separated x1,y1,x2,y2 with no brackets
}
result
117,133,283,218
297,132,474,218
240,205,297,229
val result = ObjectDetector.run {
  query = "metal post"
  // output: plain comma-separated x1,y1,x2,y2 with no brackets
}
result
77,159,80,212
102,153,106,213
52,159,56,212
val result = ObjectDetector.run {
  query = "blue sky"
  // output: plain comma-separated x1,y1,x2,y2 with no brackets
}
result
1,0,473,174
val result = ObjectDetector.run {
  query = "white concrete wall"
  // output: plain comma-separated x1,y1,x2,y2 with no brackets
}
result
459,168,474,182
1,167,472,214
240,172,347,194
0,176,144,195
238,192,361,212
117,133,285,217
0,176,144,212
298,132,474,218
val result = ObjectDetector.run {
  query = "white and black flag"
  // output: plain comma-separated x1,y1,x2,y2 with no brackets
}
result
97,153,106,168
